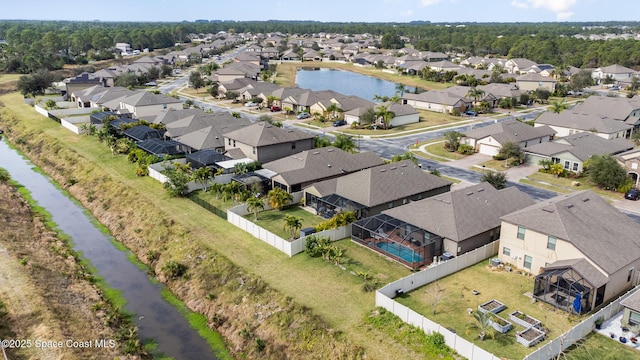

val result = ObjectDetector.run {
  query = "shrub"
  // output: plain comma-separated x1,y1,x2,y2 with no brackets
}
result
457,144,474,155
305,235,331,257
162,260,188,279
0,168,11,183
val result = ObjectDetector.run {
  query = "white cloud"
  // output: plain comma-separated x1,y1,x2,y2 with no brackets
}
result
420,0,443,6
400,10,414,17
512,0,578,20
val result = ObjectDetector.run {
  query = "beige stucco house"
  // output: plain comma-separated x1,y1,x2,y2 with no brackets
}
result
461,119,555,156
223,122,315,163
515,73,557,93
498,191,640,313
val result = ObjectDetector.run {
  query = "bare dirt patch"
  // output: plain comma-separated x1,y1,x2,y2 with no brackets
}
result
0,182,131,360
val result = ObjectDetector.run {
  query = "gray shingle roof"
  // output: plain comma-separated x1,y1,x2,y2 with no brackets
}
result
621,289,640,313
543,259,608,288
308,160,451,207
383,182,534,242
223,122,314,147
403,90,468,106
122,91,182,107
536,111,632,134
464,119,556,143
263,147,383,187
524,132,633,161
571,96,640,123
501,190,640,275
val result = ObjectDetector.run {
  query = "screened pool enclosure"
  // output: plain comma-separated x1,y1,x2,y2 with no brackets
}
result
351,214,441,269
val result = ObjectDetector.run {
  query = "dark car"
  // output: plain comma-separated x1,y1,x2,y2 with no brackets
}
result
332,120,347,127
625,189,640,201
464,110,478,116
270,106,281,112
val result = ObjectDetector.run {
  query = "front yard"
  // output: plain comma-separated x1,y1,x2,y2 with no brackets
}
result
395,259,585,359
522,171,623,200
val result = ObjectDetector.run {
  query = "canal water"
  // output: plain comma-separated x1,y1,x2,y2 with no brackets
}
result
295,68,398,101
0,139,218,360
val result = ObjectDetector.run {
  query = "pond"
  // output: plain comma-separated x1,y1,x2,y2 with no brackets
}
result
295,68,398,101
0,139,220,360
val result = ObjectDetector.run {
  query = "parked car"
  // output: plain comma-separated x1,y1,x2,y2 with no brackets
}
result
296,112,311,119
625,189,640,201
332,120,347,127
464,110,478,116
610,85,621,91
270,106,281,112
244,102,258,107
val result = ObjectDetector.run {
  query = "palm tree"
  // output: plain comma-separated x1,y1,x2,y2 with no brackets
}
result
246,196,265,220
332,134,357,153
481,171,507,190
466,311,496,341
325,103,343,120
466,87,485,105
267,188,293,211
395,83,407,97
443,131,463,152
375,104,395,130
192,167,214,192
283,215,303,239
550,99,570,113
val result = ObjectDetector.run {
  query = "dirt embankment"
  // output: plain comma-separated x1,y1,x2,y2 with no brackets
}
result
0,182,134,360
0,104,367,358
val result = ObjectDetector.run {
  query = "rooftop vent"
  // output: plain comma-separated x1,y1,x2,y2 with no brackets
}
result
566,204,574,209
542,207,555,213
390,166,397,170
327,148,334,152
380,169,387,172
581,198,590,202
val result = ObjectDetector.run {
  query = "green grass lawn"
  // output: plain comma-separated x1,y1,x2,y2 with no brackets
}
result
524,172,622,200
246,205,324,239
562,332,640,360
424,141,467,161
395,260,585,359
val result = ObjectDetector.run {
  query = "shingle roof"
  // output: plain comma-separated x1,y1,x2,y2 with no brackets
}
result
621,289,640,313
501,190,640,275
308,160,451,207
223,122,314,147
516,72,556,82
403,90,468,106
263,147,383,187
383,182,534,242
122,91,182,107
571,96,640,123
536,111,632,134
543,259,608,288
463,119,556,143
524,132,633,161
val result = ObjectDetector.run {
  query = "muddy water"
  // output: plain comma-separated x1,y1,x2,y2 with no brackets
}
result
0,140,219,360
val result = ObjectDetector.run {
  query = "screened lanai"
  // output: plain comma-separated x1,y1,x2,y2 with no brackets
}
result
317,194,367,219
351,214,441,269
534,266,596,314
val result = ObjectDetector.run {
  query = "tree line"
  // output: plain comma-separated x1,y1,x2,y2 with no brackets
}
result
1,20,640,74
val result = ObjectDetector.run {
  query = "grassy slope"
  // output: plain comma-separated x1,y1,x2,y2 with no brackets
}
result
0,91,429,359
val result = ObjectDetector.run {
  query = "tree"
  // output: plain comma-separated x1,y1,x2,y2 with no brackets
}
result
17,69,56,97
359,107,377,126
189,70,205,92
585,155,627,190
570,69,594,91
246,195,265,221
443,131,463,152
534,89,551,104
283,215,303,239
163,162,190,197
267,188,293,211
332,134,357,153
429,282,446,315
375,104,395,130
465,311,496,341
466,87,485,104
325,103,343,120
481,171,507,190
390,152,418,165
114,72,138,88
496,141,525,166
550,99,570,113
395,83,407,97
314,135,332,148
192,166,214,192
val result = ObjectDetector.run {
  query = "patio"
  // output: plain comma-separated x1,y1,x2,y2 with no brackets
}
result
596,312,640,351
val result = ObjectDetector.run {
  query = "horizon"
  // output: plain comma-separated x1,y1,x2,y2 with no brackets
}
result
1,0,638,24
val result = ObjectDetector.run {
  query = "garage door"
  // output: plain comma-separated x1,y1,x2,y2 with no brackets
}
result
479,144,500,156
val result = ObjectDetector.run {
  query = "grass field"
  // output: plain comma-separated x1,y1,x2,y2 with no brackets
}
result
0,89,430,359
525,172,622,200
396,260,585,359
245,205,324,239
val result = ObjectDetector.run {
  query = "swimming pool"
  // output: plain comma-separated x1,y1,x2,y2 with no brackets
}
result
376,241,423,263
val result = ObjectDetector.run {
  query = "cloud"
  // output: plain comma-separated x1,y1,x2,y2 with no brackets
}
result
400,10,414,17
420,0,444,6
511,0,577,20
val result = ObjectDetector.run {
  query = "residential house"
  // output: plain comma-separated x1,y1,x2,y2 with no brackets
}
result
570,96,640,133
212,62,261,83
223,122,315,163
524,132,634,173
64,73,106,97
515,73,557,93
237,81,283,103
343,102,419,127
461,119,556,156
616,148,640,188
123,125,162,142
504,58,537,74
262,146,383,193
309,94,374,120
499,191,640,313
304,160,451,219
620,289,640,327
351,182,534,268
592,64,639,85
403,90,471,114
477,83,525,107
535,111,633,140
116,91,183,119
167,112,251,152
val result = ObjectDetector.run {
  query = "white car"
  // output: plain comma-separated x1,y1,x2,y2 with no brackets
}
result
244,102,258,107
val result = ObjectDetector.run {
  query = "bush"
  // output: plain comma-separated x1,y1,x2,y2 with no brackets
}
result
162,260,188,279
0,168,11,183
305,235,331,257
457,144,474,155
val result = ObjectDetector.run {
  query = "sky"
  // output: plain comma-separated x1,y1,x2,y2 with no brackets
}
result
1,0,638,23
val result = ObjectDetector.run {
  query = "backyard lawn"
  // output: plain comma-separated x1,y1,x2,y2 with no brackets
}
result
245,205,324,239
396,259,586,359
562,332,640,360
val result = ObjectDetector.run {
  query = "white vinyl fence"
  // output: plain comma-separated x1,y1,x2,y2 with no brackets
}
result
376,241,503,360
227,203,350,257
